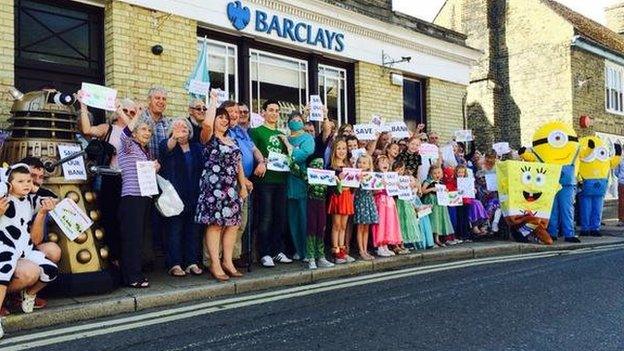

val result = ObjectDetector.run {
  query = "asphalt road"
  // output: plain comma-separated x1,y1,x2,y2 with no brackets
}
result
6,248,624,351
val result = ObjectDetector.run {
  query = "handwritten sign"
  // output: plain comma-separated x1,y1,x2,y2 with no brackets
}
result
308,95,324,122
457,177,476,199
187,79,211,96
371,114,383,127
354,124,377,141
435,184,449,206
454,130,473,142
485,172,498,191
447,191,463,207
361,172,384,190
136,161,158,196
440,143,457,167
419,143,439,158
80,83,117,111
267,151,290,172
492,142,511,156
307,168,336,186
387,121,410,139
350,148,367,165
398,175,414,200
384,172,401,196
250,112,264,128
340,168,362,188
49,198,93,241
212,88,229,106
57,144,87,180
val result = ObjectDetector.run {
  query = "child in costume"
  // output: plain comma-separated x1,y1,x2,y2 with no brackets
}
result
411,178,434,249
421,164,454,246
456,164,488,237
393,161,422,250
442,166,468,244
475,151,502,234
327,139,355,264
353,154,378,261
372,156,402,257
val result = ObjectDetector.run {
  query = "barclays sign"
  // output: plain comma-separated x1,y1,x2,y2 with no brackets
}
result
227,1,345,52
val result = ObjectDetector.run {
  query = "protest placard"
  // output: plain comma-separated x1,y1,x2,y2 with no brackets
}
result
212,89,229,106
447,191,463,207
485,172,498,191
187,79,211,96
267,151,290,172
136,161,159,196
457,177,476,198
57,144,87,180
307,168,336,186
80,83,117,111
49,198,93,241
340,168,362,188
454,130,473,142
387,121,410,139
350,148,367,164
492,142,511,156
398,175,414,200
435,184,449,206
419,143,439,158
385,172,401,196
250,113,264,128
308,95,324,122
361,172,384,190
440,143,457,167
354,124,377,141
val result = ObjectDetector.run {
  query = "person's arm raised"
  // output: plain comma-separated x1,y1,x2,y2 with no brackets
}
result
201,90,218,144
76,90,109,138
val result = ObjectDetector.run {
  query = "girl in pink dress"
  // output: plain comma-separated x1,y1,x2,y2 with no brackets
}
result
372,155,402,257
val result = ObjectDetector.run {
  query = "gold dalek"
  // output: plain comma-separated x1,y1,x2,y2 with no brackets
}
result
0,88,116,295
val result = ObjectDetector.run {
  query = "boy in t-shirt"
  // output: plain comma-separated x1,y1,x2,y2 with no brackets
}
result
0,164,58,338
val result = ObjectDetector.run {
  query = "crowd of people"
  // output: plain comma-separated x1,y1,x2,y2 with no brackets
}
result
2,84,622,338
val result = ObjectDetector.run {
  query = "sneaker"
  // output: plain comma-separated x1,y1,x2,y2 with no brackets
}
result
618,221,624,227
376,247,391,257
21,291,36,314
334,257,347,264
293,253,301,261
260,255,275,267
344,254,356,263
308,260,317,270
273,253,293,264
317,257,335,268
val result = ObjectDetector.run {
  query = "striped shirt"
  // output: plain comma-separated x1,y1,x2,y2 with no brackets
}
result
139,110,172,160
119,127,151,197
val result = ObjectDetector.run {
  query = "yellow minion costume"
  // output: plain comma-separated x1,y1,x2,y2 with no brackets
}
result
578,136,622,236
520,121,580,242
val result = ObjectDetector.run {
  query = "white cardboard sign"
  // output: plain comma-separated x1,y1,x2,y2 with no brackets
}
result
387,121,410,139
454,130,473,142
49,198,93,241
354,124,377,141
57,144,87,181
136,161,159,196
80,83,117,111
308,95,324,122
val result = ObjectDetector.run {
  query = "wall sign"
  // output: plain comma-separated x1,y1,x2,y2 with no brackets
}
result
227,1,345,52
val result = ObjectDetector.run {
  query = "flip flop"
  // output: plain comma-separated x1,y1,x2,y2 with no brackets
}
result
168,266,187,277
185,264,203,276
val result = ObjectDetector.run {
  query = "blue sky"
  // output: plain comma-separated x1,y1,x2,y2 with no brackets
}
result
392,0,617,24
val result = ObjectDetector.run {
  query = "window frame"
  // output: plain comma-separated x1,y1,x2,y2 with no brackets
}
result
605,61,624,116
196,37,239,102
318,64,348,126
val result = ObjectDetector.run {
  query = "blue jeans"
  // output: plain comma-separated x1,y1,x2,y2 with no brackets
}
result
165,212,201,269
256,183,287,257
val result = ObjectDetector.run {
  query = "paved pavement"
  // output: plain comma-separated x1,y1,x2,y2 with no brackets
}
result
3,243,624,351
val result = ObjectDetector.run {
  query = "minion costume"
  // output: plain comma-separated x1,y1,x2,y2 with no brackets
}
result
578,136,622,236
520,121,581,242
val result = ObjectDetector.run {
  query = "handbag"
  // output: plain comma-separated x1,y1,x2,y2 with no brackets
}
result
155,175,185,217
85,123,117,167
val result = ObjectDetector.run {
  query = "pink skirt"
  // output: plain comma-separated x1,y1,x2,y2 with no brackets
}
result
371,192,402,246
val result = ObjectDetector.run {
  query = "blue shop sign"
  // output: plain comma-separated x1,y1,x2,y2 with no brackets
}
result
227,1,345,52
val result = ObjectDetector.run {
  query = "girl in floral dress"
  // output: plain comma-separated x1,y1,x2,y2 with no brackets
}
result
353,154,378,260
196,105,249,282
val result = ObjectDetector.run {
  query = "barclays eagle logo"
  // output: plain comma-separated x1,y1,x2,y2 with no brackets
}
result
227,1,251,31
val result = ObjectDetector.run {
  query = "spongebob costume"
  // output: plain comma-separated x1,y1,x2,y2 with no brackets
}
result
520,121,580,242
578,136,622,236
497,161,562,244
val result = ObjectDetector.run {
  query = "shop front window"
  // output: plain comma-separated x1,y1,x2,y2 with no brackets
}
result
197,38,238,101
250,50,308,129
319,65,348,126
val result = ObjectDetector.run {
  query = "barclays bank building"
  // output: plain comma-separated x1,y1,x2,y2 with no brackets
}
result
3,0,480,140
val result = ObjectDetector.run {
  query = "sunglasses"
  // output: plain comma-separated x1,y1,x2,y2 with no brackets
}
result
123,109,137,117
193,107,208,112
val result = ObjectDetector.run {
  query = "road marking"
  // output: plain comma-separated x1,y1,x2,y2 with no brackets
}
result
1,245,621,350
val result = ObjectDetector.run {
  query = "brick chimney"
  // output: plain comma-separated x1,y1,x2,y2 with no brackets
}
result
605,2,624,35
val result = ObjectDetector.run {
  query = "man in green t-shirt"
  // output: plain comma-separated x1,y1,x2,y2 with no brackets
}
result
249,100,294,267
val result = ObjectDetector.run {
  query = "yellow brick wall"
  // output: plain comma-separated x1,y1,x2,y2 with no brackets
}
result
426,78,466,143
354,62,403,123
104,0,197,117
0,0,14,125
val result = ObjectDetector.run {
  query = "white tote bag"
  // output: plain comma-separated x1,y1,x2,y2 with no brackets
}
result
155,175,185,217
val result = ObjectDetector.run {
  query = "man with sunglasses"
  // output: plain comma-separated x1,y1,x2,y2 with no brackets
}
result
187,99,206,144
238,103,250,130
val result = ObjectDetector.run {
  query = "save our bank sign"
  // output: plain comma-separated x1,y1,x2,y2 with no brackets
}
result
226,1,345,52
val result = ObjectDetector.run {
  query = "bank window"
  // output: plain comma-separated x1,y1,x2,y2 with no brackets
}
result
605,62,624,115
403,78,425,130
250,50,308,128
197,38,238,101
319,65,348,126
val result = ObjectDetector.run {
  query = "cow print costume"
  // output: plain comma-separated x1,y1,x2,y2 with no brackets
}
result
0,193,58,286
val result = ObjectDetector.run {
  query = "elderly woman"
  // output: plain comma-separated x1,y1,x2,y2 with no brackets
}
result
116,105,160,288
283,112,314,260
159,118,203,277
77,94,137,266
196,93,249,282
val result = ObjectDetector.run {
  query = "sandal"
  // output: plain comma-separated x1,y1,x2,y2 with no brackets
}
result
168,265,187,277
185,264,203,276
128,280,150,288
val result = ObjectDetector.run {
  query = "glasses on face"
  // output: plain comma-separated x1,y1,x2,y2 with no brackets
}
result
123,109,137,117
240,109,249,114
193,106,207,112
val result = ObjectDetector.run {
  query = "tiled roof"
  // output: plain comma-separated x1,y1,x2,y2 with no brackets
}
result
540,0,624,54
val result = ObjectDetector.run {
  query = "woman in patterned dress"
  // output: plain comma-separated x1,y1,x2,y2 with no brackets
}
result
196,95,250,282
